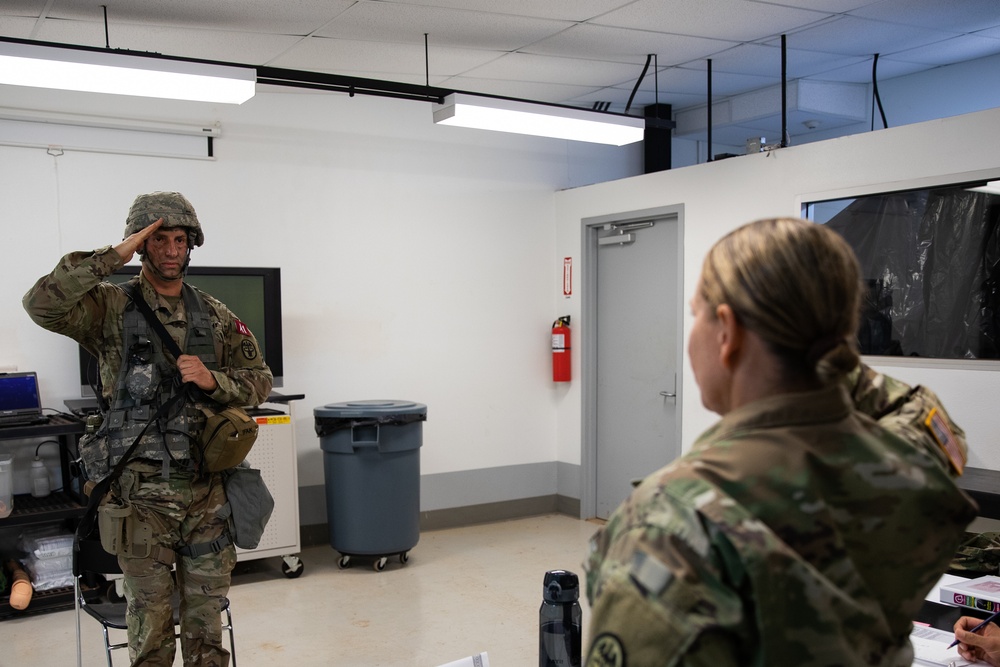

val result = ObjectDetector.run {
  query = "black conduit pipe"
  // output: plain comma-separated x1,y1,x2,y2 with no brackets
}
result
625,54,653,114
872,53,888,129
781,34,788,148
707,58,712,162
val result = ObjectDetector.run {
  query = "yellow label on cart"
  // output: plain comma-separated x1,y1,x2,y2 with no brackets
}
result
255,415,291,425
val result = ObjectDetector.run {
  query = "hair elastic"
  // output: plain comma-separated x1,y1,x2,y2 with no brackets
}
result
806,335,844,365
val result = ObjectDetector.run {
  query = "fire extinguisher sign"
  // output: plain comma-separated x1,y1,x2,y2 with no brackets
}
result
563,257,573,297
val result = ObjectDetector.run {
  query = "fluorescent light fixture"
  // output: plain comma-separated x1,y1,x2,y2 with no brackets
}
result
968,180,1000,196
432,93,644,146
0,40,255,104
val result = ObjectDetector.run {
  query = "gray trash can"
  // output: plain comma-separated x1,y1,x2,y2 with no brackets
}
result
314,400,426,571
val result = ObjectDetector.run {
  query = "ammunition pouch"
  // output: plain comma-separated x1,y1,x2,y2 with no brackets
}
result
79,431,108,483
97,497,152,558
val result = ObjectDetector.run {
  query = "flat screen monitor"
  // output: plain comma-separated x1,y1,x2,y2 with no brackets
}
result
79,266,283,396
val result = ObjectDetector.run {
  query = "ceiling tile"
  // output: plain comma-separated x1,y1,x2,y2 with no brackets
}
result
1,1,64,20
688,42,869,78
439,76,604,104
571,87,707,113
890,34,1000,66
807,57,929,84
31,20,303,65
0,15,45,39
523,23,737,66
313,1,572,51
371,0,634,23
653,66,779,97
460,51,642,88
759,0,878,11
592,0,834,42
847,0,1000,34
773,15,962,56
44,0,356,35
270,37,503,77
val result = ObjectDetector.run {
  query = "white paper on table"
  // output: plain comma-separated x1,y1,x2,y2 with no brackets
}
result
434,652,490,667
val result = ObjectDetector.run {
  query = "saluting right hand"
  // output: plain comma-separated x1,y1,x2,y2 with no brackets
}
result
114,218,163,263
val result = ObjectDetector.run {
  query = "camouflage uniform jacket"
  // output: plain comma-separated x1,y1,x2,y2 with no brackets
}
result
22,246,273,435
585,383,977,667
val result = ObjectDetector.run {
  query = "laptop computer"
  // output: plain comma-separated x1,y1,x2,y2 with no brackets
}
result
0,372,47,426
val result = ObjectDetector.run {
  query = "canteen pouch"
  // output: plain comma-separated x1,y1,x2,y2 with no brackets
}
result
199,407,259,472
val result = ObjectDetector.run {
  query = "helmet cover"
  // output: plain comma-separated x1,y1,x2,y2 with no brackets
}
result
124,191,204,246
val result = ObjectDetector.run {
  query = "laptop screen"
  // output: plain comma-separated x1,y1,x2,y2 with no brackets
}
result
0,372,42,417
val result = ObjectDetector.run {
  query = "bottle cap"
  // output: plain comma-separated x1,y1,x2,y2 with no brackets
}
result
543,570,579,603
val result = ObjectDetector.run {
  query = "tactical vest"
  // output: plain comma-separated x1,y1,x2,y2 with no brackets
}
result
105,279,218,466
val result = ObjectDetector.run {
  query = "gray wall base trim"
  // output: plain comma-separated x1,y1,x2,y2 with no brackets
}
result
299,495,581,548
298,461,584,527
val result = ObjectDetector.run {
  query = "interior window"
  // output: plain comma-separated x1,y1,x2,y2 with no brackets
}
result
803,180,1000,359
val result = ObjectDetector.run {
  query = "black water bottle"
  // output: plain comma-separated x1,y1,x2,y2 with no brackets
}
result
539,569,582,667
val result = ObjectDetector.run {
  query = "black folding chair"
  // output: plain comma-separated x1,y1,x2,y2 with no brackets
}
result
73,535,236,667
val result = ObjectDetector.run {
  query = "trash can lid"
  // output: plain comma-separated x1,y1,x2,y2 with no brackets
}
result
314,400,427,419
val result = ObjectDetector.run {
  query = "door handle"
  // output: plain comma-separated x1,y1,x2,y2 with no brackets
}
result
659,391,676,398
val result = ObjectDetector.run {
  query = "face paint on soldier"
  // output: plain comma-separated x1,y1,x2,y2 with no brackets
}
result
142,227,190,286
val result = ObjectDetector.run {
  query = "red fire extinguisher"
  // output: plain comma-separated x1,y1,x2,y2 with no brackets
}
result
552,316,571,383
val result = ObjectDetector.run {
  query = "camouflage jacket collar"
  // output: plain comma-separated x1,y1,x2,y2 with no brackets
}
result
694,383,851,451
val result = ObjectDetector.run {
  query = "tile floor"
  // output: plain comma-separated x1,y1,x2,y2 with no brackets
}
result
0,513,600,666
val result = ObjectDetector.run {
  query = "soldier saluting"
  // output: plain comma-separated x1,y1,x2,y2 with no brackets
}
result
24,191,272,667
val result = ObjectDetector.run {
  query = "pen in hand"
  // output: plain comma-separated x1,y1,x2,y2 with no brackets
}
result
949,608,1000,649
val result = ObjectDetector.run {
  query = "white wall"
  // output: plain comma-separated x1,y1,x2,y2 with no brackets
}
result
0,85,640,499
555,107,1000,472
3,77,999,519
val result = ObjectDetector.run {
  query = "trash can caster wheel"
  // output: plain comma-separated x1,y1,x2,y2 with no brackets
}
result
374,557,388,572
281,555,304,579
399,552,409,565
338,555,351,569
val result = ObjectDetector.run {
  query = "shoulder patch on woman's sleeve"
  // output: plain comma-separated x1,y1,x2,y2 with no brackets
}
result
587,633,626,667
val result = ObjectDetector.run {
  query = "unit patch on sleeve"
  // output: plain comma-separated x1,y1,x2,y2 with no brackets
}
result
925,407,965,474
234,318,252,337
586,633,625,667
241,339,258,360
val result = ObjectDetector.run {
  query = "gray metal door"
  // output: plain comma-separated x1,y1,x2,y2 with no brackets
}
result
590,211,682,519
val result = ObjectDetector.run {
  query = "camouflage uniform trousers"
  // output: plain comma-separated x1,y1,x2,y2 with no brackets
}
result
116,464,236,667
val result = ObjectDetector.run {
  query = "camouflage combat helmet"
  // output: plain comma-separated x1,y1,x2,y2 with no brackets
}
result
124,191,204,246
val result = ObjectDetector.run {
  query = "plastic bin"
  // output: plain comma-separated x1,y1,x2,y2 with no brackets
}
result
314,400,426,571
